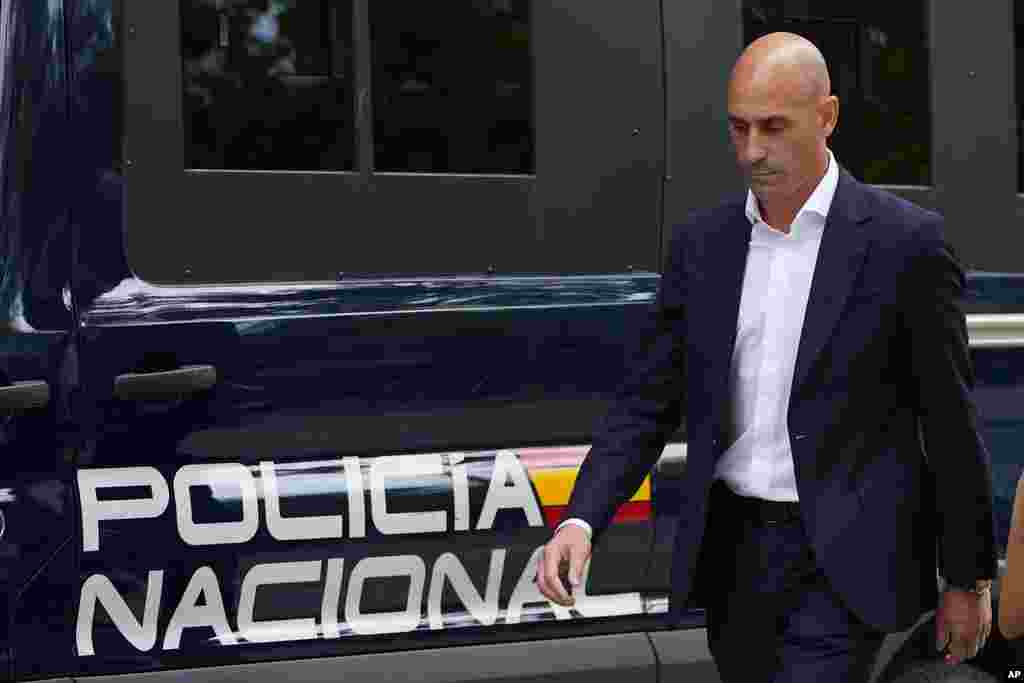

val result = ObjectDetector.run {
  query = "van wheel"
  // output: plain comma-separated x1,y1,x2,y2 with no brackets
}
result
888,660,998,683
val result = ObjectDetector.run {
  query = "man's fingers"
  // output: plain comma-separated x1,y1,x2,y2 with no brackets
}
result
975,627,989,658
542,543,561,590
567,543,586,587
938,593,992,664
976,620,992,657
538,543,572,606
947,634,968,664
944,622,969,662
947,628,982,663
537,545,561,601
959,627,976,660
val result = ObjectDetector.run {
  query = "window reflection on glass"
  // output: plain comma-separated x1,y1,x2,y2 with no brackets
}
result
371,0,533,174
744,1,931,186
181,0,355,171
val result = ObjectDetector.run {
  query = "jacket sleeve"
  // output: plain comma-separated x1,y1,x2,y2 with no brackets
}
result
561,226,689,546
903,217,998,586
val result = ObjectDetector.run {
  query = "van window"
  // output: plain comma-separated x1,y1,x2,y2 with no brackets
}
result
371,0,533,174
129,0,660,282
181,0,356,171
743,1,931,186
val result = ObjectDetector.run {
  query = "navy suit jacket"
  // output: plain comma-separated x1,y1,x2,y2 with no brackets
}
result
565,168,999,633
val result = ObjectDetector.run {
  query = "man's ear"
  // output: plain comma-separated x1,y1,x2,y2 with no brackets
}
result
822,95,839,137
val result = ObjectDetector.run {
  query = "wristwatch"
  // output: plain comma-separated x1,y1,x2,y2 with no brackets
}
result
946,578,993,595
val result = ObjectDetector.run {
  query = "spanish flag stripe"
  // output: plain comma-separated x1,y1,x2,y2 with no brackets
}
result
531,467,650,507
542,500,652,528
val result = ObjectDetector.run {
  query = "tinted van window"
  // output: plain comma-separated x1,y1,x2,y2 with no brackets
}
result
744,1,931,186
181,0,355,171
371,0,533,174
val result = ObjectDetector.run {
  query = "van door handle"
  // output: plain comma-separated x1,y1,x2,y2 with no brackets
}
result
0,381,50,412
114,364,217,401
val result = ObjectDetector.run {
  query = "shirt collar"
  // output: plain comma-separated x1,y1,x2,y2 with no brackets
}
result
744,150,839,234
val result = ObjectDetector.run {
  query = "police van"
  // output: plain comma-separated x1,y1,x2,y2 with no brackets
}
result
1,1,1021,681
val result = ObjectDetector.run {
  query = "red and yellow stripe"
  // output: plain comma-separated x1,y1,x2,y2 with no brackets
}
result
519,446,652,528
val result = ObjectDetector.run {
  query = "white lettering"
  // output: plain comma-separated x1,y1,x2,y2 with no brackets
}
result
343,457,366,538
72,448,656,657
163,566,236,649
260,462,343,541
477,451,544,530
320,558,344,639
370,455,446,535
428,549,505,629
449,454,470,532
174,464,258,546
346,555,425,635
78,467,170,552
76,570,164,656
238,561,322,643
79,451,547,549
74,550,652,655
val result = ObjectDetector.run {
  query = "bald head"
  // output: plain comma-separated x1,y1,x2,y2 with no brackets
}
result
726,33,838,228
730,32,831,103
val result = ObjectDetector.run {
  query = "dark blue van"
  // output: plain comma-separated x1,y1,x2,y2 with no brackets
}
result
1,1,1022,682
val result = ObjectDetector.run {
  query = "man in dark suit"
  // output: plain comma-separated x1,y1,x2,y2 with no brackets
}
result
536,32,997,682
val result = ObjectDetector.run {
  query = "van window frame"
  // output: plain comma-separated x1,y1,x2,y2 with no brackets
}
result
121,0,666,284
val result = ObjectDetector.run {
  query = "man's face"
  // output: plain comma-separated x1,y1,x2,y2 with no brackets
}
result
727,71,836,200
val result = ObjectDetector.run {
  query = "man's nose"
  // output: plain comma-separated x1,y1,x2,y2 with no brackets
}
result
739,131,767,166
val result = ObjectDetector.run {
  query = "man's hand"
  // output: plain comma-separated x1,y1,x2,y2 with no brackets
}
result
935,587,992,665
536,525,592,607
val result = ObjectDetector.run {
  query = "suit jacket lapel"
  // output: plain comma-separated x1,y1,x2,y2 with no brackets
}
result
702,203,751,422
790,168,874,399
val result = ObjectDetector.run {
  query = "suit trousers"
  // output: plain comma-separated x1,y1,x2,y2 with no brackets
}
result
697,479,887,683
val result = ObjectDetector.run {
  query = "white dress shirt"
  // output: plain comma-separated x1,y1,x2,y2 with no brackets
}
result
559,151,839,538
716,150,838,501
